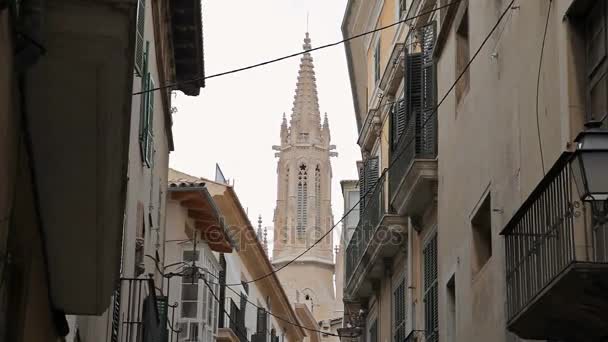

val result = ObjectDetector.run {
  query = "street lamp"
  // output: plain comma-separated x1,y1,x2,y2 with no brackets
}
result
572,118,608,202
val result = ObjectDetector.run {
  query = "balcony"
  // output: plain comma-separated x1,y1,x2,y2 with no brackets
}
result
501,152,608,341
344,175,407,299
389,100,438,218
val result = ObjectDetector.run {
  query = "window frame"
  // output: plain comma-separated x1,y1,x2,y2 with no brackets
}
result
178,244,221,341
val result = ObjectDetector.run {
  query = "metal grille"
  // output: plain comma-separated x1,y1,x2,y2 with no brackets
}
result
423,234,438,342
503,153,608,323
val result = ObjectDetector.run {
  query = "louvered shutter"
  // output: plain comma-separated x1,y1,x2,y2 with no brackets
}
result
365,157,379,196
423,233,438,342
256,308,268,335
145,76,155,167
359,165,365,210
139,42,150,164
420,22,437,157
391,98,407,151
134,0,146,74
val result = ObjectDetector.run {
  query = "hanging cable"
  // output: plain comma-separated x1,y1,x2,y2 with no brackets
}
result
132,0,462,95
201,276,251,342
194,265,350,338
535,0,552,175
222,0,516,286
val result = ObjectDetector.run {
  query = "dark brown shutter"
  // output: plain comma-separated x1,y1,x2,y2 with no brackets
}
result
420,22,437,157
256,307,267,335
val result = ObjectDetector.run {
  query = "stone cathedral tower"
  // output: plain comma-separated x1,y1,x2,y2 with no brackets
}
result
272,33,338,322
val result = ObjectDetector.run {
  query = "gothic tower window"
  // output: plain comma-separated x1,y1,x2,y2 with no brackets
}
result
297,163,308,239
315,165,322,238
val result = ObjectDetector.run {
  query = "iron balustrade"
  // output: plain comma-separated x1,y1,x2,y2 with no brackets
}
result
345,175,386,288
502,152,608,324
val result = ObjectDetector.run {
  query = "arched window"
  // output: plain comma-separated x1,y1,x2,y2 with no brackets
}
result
314,165,322,238
297,163,308,239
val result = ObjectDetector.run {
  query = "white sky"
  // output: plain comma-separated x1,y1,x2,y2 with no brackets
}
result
169,0,360,253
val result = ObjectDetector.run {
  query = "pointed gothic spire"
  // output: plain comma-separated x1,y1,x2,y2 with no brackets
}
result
280,112,289,144
290,32,322,141
257,215,268,254
263,226,268,254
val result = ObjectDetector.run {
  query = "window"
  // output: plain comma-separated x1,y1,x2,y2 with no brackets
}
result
471,194,492,275
455,7,469,104
374,38,381,84
393,277,406,342
583,1,608,123
423,233,438,342
181,266,199,318
179,246,220,342
297,163,308,239
139,41,154,167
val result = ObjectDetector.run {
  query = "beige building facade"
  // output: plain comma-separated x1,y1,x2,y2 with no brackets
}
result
271,33,340,328
342,0,608,342
166,169,306,342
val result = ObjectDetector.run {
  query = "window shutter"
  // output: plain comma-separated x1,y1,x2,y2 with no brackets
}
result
134,0,146,74
256,308,268,335
239,295,247,327
139,41,150,164
358,164,365,211
420,22,437,156
365,157,379,196
391,98,407,151
423,233,438,342
145,76,155,167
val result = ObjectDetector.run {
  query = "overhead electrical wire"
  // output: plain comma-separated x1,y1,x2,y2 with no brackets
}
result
132,0,462,96
194,265,348,338
149,4,517,335
225,0,516,287
201,277,252,342
535,0,552,175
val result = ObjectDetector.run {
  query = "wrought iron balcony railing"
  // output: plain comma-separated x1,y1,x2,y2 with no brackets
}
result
345,174,386,287
501,152,608,340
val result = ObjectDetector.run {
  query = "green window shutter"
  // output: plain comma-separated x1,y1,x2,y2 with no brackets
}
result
134,0,146,75
358,164,365,211
423,233,438,342
139,42,150,165
145,76,155,167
